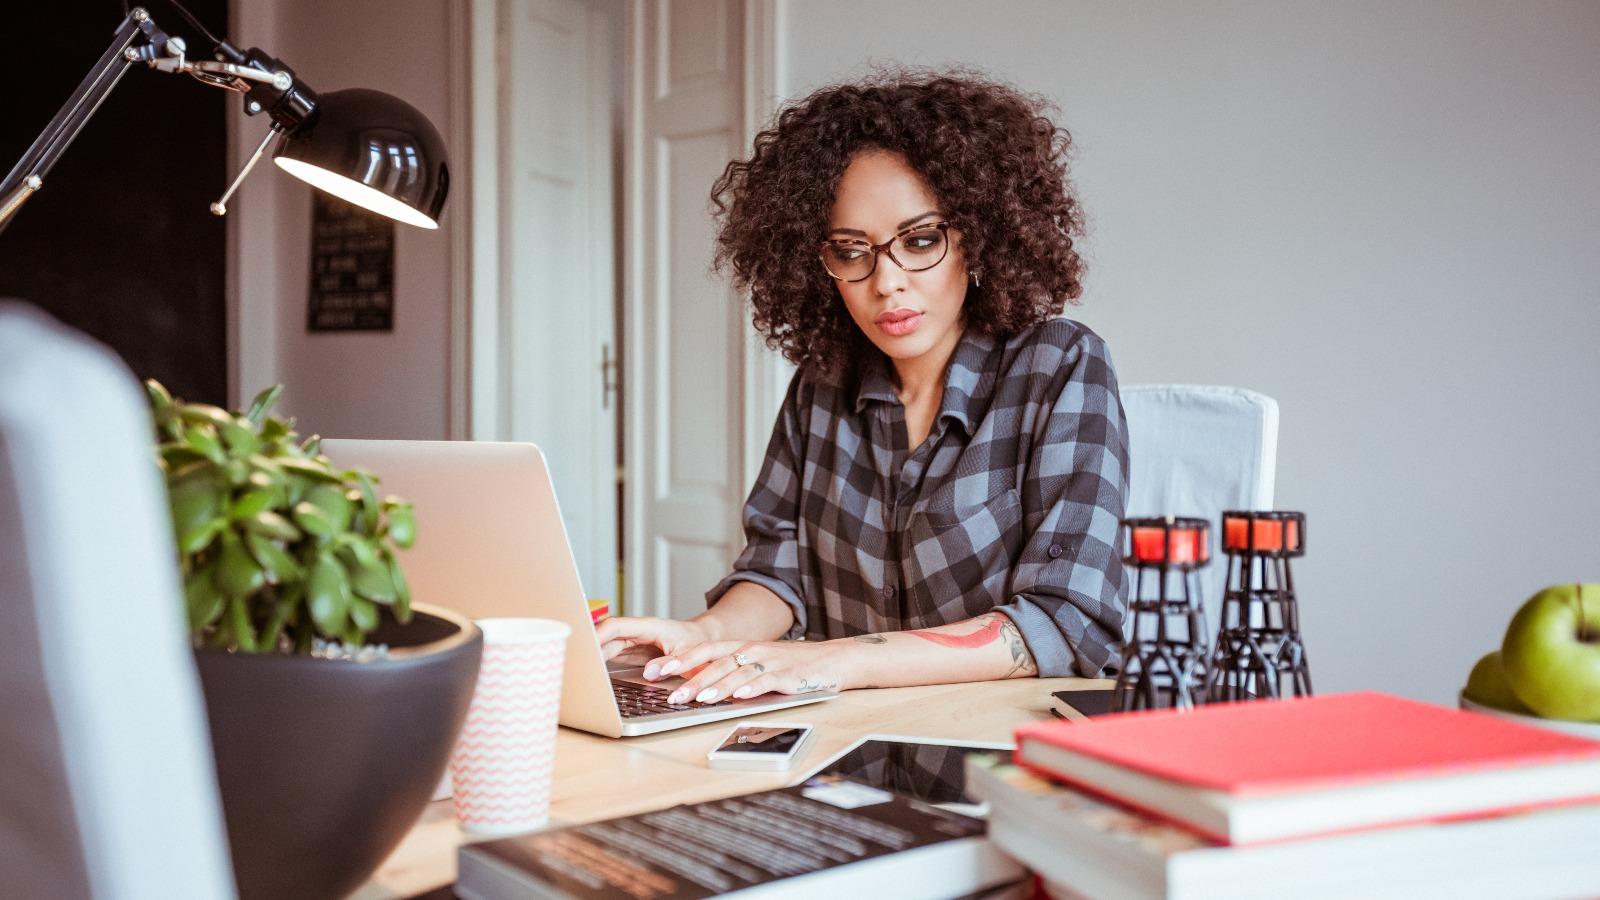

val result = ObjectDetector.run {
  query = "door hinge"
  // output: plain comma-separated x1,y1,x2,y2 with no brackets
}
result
601,342,618,410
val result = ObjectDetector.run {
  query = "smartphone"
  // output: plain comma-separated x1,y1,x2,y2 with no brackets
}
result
1049,687,1117,719
706,722,816,771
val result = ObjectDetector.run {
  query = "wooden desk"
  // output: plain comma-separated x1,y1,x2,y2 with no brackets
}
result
353,677,1107,898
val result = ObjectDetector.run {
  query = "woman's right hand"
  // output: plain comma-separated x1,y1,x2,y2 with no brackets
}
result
594,615,715,671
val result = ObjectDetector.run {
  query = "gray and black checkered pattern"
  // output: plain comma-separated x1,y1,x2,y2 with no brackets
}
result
706,317,1129,677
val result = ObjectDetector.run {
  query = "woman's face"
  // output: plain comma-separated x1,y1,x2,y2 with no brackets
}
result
825,149,969,378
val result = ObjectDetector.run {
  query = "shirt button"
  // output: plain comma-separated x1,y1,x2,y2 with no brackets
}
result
881,585,896,599
1048,544,1064,559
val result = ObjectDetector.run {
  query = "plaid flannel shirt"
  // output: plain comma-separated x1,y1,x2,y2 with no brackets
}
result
706,317,1129,677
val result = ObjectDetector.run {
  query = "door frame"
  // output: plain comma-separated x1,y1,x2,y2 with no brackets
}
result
738,0,791,494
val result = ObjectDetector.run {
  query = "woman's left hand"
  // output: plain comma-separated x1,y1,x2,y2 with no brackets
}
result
644,639,847,705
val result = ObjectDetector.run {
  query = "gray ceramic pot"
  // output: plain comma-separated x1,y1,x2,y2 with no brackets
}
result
194,604,482,900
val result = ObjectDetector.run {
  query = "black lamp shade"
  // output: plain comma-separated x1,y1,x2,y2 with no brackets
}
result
272,88,449,229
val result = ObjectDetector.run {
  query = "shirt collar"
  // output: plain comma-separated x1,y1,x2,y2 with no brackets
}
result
852,328,998,437
852,351,900,411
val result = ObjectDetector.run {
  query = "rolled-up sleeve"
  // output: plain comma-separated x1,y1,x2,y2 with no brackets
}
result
705,373,808,639
995,332,1129,677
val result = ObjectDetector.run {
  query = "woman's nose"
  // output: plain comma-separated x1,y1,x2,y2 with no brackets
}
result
870,249,907,295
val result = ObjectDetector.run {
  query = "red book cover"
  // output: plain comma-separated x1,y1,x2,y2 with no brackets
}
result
1018,691,1600,793
1014,691,1600,844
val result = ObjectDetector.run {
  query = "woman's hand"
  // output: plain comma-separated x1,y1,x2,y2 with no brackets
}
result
647,639,847,706
594,616,716,667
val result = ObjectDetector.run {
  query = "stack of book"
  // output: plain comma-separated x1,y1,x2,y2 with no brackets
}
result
969,691,1600,900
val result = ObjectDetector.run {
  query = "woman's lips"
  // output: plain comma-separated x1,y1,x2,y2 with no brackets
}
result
876,308,923,337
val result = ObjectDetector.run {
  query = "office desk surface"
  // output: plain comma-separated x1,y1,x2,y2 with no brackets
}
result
353,676,1106,898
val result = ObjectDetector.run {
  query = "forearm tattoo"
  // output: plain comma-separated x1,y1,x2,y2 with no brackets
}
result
904,613,1038,678
795,677,837,693
905,614,1005,649
998,615,1039,678
851,634,887,644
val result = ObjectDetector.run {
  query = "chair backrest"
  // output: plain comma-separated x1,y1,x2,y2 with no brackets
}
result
0,303,236,899
1120,384,1280,633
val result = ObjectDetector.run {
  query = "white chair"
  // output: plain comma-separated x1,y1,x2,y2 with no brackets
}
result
0,303,236,899
1120,384,1280,634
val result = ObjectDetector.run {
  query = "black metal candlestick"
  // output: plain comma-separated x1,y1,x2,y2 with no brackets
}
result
1206,510,1312,702
1113,516,1213,712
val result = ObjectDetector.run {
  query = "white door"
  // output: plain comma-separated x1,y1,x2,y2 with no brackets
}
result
624,0,751,619
474,0,620,604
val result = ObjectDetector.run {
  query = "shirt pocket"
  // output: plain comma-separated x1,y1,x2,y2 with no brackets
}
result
903,488,1026,625
915,487,1023,533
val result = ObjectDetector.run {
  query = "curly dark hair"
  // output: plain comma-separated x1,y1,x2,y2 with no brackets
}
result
711,68,1086,373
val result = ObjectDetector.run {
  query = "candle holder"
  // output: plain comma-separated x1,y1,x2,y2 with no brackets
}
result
1113,516,1212,712
1206,510,1312,702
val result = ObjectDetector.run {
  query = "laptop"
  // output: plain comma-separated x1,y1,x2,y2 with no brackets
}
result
319,439,837,737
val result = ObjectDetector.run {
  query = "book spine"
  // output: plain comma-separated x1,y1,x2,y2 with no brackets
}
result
1014,743,1236,845
725,837,1024,900
987,815,1161,900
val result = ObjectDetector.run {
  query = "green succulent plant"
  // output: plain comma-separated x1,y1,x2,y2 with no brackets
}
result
147,380,416,654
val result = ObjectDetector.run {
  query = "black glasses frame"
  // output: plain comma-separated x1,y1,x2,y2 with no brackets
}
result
818,221,951,283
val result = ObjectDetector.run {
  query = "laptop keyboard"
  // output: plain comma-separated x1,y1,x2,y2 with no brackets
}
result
612,678,736,718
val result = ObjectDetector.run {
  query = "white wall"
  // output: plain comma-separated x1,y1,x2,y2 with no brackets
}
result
230,0,459,439
778,0,1600,704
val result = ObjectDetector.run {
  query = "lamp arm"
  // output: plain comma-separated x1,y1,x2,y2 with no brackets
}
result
0,4,440,232
0,6,316,235
210,124,284,217
0,8,169,233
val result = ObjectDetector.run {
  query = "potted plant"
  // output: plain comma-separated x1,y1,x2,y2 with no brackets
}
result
147,381,482,900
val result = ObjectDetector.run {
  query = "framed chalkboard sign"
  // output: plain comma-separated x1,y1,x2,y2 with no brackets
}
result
307,192,394,331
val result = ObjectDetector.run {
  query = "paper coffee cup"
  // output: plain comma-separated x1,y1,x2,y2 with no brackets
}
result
449,617,571,835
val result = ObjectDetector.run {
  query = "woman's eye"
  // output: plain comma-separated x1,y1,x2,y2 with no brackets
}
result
902,234,943,253
829,246,866,261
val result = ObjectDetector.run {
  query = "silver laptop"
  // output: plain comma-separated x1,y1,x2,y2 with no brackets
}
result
319,439,836,737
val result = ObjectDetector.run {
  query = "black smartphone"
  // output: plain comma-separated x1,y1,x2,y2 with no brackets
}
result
1050,687,1117,719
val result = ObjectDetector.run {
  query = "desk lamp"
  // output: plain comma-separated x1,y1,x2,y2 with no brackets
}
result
0,3,449,235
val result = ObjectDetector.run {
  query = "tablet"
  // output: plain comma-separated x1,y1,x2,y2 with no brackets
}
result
797,734,1014,814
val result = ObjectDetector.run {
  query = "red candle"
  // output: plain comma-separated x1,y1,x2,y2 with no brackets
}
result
1223,515,1301,552
1130,526,1205,564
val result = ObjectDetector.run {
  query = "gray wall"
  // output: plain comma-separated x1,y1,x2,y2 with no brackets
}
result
779,0,1600,704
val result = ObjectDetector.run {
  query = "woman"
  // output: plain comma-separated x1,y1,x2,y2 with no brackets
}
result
597,69,1129,706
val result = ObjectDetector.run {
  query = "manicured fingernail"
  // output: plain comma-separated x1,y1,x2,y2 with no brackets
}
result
659,659,682,677
643,663,660,680
733,686,755,699
695,688,719,703
668,690,687,704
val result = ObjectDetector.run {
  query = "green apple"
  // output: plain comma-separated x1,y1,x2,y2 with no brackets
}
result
1463,650,1532,713
1501,583,1600,722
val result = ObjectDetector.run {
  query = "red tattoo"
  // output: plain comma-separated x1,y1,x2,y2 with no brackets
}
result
907,616,1005,649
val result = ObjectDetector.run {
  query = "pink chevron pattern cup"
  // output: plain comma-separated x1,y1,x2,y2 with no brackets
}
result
449,617,572,835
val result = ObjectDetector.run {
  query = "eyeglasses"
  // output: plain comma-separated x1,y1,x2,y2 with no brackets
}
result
818,221,951,283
